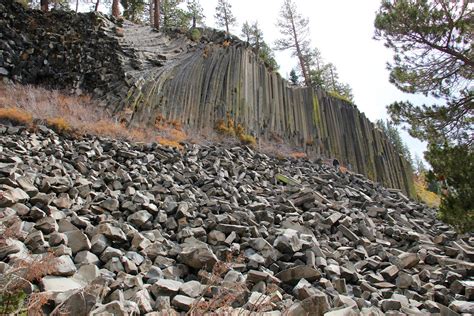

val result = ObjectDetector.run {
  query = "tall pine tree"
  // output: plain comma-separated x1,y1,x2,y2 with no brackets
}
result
275,0,311,86
375,0,473,231
215,0,236,34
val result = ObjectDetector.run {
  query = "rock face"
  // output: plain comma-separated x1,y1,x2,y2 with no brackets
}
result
0,1,414,196
0,123,472,315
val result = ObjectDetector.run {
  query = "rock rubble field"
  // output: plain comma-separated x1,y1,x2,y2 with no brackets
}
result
0,123,473,315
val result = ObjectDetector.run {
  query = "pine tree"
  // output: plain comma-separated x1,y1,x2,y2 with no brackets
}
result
375,0,472,144
187,0,204,28
241,21,278,70
161,0,189,30
120,0,146,21
375,0,473,231
241,21,252,43
215,0,236,34
289,69,299,85
275,0,311,86
307,53,354,103
250,22,263,52
258,42,279,71
376,119,413,166
414,154,426,176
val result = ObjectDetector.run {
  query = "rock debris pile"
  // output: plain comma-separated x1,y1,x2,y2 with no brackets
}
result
0,124,473,315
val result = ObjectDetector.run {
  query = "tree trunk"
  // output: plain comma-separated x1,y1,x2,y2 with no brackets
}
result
75,0,79,12
287,8,310,86
112,0,120,17
95,0,100,12
294,40,310,87
330,66,335,90
224,7,229,34
192,15,196,28
40,0,49,12
149,0,154,27
154,0,160,30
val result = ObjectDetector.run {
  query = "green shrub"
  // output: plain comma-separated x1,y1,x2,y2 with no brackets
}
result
239,133,256,147
15,0,29,8
328,90,353,104
0,291,27,315
438,192,474,233
190,28,202,42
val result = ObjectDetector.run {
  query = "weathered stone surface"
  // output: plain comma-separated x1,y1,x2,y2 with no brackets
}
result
177,243,218,269
171,295,196,312
276,266,321,284
380,265,399,281
151,279,182,296
0,188,29,207
65,230,91,254
180,281,202,298
127,210,152,228
41,276,83,292
397,252,420,269
273,229,302,253
50,255,77,276
380,299,402,312
449,300,474,314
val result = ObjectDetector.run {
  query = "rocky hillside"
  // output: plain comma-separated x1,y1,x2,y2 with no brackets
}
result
0,123,473,315
0,1,414,196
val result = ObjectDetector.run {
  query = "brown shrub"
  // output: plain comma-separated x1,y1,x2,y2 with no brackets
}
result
290,151,307,159
238,133,256,147
0,107,33,125
222,40,231,48
215,119,235,137
46,117,71,133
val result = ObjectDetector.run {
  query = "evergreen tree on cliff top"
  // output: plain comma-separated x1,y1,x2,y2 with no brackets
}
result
187,0,205,28
374,0,473,232
241,21,279,70
275,0,312,87
215,0,236,34
161,0,189,30
120,0,145,21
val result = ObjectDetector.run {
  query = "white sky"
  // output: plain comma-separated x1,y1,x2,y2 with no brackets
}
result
199,0,430,163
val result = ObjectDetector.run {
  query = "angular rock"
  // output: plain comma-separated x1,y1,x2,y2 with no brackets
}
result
65,230,91,254
276,266,321,284
171,295,196,312
177,243,218,269
273,229,302,253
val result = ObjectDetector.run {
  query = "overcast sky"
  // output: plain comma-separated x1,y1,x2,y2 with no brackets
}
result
198,0,431,163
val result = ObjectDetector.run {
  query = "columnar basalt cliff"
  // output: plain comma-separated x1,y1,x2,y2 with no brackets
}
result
0,1,414,196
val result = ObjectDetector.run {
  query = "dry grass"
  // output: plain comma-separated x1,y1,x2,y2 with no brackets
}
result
0,83,188,149
238,133,256,147
187,253,275,315
0,218,57,314
46,117,72,133
215,118,236,137
0,107,33,125
414,176,441,208
154,114,188,148
222,40,231,48
215,114,257,148
290,152,307,159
